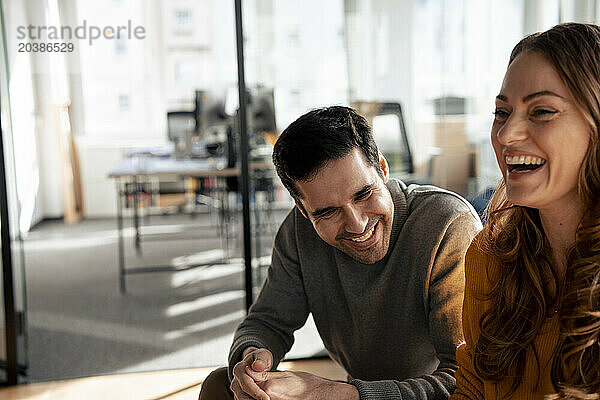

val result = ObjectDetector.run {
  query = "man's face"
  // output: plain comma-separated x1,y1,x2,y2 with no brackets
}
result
295,148,394,264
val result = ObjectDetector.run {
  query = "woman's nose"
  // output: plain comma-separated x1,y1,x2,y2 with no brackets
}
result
495,113,529,146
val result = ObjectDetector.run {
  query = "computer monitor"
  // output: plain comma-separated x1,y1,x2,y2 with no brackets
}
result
247,88,277,136
352,101,414,175
189,88,277,164
195,90,229,135
167,111,196,158
167,111,195,141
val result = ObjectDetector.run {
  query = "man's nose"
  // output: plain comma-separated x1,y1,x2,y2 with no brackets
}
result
343,207,368,234
496,113,529,146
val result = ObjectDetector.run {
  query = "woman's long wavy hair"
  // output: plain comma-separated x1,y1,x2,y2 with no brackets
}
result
473,23,600,398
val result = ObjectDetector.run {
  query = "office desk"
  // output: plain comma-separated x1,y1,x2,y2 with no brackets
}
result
109,157,242,179
109,156,273,293
0,359,346,399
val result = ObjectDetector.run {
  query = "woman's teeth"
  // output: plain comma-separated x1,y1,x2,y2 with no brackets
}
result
505,155,546,166
350,224,376,242
505,155,547,173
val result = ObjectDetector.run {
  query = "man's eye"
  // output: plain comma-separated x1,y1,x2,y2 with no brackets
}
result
355,190,372,201
319,210,336,219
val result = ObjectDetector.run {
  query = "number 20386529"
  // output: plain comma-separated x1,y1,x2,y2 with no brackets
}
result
18,42,74,52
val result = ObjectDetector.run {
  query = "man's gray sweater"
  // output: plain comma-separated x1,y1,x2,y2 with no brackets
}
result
228,179,482,399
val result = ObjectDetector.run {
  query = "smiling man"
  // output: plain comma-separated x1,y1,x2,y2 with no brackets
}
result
199,106,481,400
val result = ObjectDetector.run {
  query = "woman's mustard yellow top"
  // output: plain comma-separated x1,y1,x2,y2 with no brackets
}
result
450,237,560,400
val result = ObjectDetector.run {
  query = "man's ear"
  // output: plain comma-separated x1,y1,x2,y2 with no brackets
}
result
294,200,309,219
379,151,390,183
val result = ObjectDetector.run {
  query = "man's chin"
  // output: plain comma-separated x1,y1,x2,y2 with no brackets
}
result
342,245,387,265
332,224,391,264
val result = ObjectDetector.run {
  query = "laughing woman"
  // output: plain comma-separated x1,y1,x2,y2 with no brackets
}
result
451,23,600,399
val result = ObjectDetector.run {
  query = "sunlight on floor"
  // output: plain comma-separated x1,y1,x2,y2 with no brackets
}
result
165,290,245,317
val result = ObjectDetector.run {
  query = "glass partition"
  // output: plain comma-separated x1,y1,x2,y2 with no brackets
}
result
0,0,28,383
0,0,248,381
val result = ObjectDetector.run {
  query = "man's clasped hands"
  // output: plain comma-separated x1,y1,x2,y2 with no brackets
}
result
230,347,359,400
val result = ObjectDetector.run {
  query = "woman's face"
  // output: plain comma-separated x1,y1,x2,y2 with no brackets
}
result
491,51,590,213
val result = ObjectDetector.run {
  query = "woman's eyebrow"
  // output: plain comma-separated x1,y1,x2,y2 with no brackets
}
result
522,90,565,102
496,90,566,103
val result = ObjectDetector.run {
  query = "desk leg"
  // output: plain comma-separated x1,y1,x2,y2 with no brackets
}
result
219,178,230,261
133,176,141,255
254,192,261,266
188,177,197,218
117,179,126,293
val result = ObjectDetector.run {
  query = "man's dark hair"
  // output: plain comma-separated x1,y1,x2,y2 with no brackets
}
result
272,106,381,199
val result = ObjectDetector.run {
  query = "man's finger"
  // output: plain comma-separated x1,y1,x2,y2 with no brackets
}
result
232,361,249,380
251,349,273,371
232,359,271,399
231,348,272,399
245,366,275,382
230,379,240,399
251,358,269,371
237,372,270,400
231,378,264,400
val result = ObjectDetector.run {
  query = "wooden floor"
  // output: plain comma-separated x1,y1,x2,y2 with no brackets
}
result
0,359,347,400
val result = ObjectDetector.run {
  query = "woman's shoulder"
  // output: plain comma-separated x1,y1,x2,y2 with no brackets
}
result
465,232,490,270
464,231,499,293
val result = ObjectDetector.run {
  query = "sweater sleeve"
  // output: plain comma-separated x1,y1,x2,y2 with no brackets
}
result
351,209,482,400
450,240,486,400
228,210,310,380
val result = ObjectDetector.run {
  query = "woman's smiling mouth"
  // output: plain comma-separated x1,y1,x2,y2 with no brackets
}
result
505,155,547,173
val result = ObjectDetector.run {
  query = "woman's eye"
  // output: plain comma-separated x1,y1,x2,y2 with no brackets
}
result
531,109,557,117
493,109,509,119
